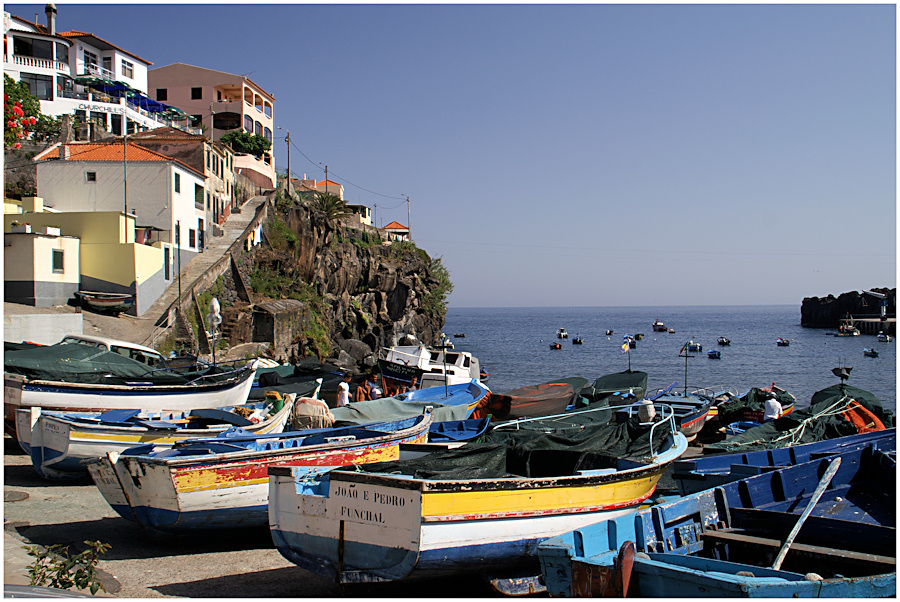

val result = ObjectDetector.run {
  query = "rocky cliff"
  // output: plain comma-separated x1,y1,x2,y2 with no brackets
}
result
219,192,449,370
800,287,896,328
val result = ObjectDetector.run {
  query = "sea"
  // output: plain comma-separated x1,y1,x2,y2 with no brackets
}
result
443,305,896,414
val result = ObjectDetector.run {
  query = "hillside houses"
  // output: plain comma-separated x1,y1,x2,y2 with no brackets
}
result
3,5,400,318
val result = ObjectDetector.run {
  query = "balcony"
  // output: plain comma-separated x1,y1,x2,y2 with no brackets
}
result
14,55,70,75
80,63,115,81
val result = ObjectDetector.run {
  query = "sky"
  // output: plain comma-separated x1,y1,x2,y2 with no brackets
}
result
7,3,896,308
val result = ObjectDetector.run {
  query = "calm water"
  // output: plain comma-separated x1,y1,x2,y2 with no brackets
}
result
443,305,896,413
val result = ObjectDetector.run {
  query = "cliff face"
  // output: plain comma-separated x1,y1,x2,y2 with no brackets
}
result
800,288,896,328
231,196,447,368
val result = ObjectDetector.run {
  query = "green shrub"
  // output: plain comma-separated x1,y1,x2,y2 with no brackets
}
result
26,540,110,595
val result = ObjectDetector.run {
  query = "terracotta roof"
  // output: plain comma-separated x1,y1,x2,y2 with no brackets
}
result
34,142,205,178
316,179,342,187
383,221,408,230
58,30,152,65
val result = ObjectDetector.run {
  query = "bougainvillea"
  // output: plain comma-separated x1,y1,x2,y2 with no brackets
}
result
4,75,41,149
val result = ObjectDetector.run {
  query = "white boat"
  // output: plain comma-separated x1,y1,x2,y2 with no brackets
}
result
268,406,688,585
15,394,298,480
877,332,893,343
4,341,258,435
377,336,482,390
85,412,433,535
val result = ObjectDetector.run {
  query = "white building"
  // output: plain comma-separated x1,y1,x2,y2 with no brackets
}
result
3,5,193,136
33,141,207,268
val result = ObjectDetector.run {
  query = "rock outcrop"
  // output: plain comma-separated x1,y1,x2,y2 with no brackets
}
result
800,288,895,328
224,193,448,369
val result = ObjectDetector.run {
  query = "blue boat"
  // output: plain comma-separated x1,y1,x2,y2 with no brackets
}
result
428,416,491,443
672,428,895,494
707,349,721,359
538,442,896,597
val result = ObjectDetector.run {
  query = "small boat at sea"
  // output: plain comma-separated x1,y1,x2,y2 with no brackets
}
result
452,333,466,338
673,428,896,495
538,442,896,597
717,336,731,346
668,328,675,333
623,335,636,349
652,318,667,332
707,349,721,359
834,320,861,336
550,342,561,349
86,412,434,535
864,347,879,358
685,340,702,352
776,337,790,346
605,329,614,336
572,336,584,345
557,328,568,339
15,396,297,479
74,290,134,315
4,342,258,436
877,331,893,342
268,406,688,586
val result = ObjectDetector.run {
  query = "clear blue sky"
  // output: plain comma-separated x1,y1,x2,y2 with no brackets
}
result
9,3,896,308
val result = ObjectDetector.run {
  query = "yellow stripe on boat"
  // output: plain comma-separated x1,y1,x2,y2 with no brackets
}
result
420,471,662,521
172,444,405,493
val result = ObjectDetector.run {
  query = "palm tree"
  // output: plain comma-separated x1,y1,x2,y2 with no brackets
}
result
312,192,352,220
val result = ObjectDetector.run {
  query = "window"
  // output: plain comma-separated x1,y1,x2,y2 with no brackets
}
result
254,121,263,137
102,57,112,72
195,184,204,210
190,114,202,128
83,50,98,70
86,171,97,182
174,222,181,246
20,73,52,101
13,36,52,59
52,249,64,273
244,115,253,133
121,59,134,79
188,228,196,248
174,173,180,193
191,87,202,100
55,42,68,63
264,127,272,142
156,88,167,101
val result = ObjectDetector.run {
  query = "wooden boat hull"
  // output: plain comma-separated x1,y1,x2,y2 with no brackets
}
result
4,362,258,435
15,399,295,479
538,440,896,597
86,413,432,534
74,291,134,314
673,429,895,494
538,443,896,597
268,429,688,583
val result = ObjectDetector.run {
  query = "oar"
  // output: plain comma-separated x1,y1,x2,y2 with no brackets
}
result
771,457,841,570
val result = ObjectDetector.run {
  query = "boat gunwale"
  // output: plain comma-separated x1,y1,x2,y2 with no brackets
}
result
318,431,688,493
87,413,434,469
12,365,256,393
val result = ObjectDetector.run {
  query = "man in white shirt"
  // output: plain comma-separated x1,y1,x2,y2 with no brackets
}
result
763,392,783,422
337,372,352,407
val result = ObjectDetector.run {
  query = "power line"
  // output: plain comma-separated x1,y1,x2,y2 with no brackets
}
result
287,138,405,200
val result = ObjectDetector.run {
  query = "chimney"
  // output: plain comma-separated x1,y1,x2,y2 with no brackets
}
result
58,144,69,160
45,4,56,35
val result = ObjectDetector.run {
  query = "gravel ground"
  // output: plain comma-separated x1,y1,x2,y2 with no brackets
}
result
3,436,501,598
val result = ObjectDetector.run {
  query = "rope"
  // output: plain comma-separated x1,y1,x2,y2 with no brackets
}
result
718,396,854,451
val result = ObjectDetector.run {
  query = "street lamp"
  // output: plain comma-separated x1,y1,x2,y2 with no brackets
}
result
277,126,291,196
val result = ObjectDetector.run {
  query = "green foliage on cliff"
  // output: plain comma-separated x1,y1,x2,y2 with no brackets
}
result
220,130,271,159
266,214,297,250
312,193,352,220
421,256,453,318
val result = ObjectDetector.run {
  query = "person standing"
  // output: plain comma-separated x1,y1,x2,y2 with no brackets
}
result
369,373,382,399
355,376,373,402
336,372,352,407
764,392,783,422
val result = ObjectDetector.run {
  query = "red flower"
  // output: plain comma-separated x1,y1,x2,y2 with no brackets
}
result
13,143,21,149
12,105,24,117
28,116,37,125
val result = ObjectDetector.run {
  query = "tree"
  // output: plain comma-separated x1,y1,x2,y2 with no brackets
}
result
311,192,352,220
219,130,272,159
